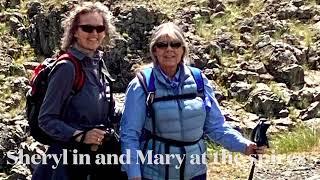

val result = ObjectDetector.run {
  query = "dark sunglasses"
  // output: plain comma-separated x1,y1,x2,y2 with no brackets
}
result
155,41,182,49
78,25,105,33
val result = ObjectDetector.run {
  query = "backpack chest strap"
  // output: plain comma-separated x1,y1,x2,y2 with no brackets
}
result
153,93,203,103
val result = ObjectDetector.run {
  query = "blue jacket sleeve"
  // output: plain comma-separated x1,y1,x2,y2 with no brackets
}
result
38,60,78,142
202,74,251,153
120,77,146,179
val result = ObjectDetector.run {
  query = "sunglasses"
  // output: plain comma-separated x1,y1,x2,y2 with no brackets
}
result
155,41,182,49
78,25,106,33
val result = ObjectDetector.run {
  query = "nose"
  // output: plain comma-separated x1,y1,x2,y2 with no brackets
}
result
91,29,98,34
166,45,174,51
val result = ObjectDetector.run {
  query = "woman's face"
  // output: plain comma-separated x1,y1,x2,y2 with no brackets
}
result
153,35,184,72
74,12,106,52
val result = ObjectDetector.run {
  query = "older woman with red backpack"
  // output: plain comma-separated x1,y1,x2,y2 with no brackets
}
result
29,2,126,180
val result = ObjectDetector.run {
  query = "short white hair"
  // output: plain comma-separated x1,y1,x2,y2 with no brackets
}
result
149,22,190,66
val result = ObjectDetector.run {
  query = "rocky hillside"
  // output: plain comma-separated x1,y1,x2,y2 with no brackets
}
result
0,0,320,179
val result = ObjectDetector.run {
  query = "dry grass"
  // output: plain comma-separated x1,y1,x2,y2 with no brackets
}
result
270,124,320,154
206,123,320,179
288,21,316,47
207,148,320,179
207,154,252,179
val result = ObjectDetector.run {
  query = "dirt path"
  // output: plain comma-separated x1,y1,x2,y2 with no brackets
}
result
207,151,320,180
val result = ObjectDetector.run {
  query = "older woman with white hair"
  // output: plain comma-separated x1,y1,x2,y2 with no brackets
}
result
120,22,265,180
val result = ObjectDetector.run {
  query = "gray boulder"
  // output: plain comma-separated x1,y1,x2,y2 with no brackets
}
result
4,0,20,8
240,61,267,74
228,81,253,101
289,87,320,109
208,0,223,9
245,83,287,117
300,101,320,120
275,64,304,90
28,8,64,57
115,5,161,52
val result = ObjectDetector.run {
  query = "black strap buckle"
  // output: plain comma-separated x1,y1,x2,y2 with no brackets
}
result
146,92,155,106
146,92,155,117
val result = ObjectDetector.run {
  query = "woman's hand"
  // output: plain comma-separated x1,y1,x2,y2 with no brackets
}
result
74,128,106,145
244,142,267,155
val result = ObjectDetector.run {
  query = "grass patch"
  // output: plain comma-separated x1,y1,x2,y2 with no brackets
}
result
206,140,242,162
194,4,243,40
0,23,34,63
302,63,311,71
0,86,11,99
195,1,264,41
271,27,289,40
268,82,291,104
139,0,208,16
8,97,26,117
0,84,25,117
40,0,66,9
247,0,265,15
0,87,12,115
215,3,245,26
194,17,214,40
220,51,238,67
288,21,315,46
14,43,35,64
0,23,9,36
288,106,300,121
305,0,318,6
120,0,185,18
270,124,320,154
19,0,29,14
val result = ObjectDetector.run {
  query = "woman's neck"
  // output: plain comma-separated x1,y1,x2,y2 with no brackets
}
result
73,43,95,57
159,66,178,80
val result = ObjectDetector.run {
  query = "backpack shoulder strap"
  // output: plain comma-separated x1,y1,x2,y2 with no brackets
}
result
188,66,204,93
100,59,115,83
98,60,117,125
57,52,85,93
137,68,156,116
137,68,157,152
137,68,155,94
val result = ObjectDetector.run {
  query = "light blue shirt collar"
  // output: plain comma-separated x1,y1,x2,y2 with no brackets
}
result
157,65,181,83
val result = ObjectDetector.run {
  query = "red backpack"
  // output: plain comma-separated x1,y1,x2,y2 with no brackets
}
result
26,52,85,145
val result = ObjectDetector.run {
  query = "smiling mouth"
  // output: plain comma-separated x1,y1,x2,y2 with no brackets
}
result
164,55,176,58
88,38,98,42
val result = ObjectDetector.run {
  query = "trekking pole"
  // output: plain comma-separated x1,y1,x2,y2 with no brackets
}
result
247,155,257,180
248,119,270,180
105,128,120,142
